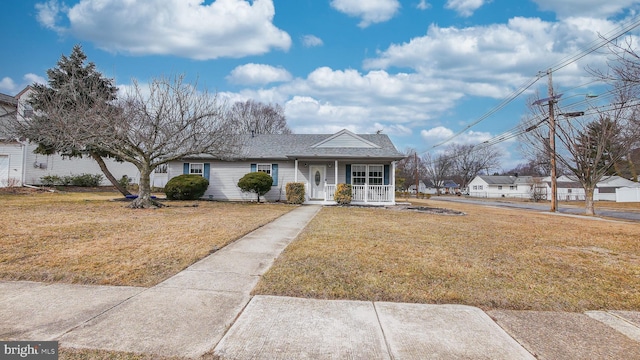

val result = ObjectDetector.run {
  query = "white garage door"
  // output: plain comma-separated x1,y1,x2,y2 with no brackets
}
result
0,155,9,187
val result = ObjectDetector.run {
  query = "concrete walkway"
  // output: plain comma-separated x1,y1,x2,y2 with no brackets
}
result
1,204,640,359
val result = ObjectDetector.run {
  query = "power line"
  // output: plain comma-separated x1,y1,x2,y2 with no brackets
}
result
424,12,640,154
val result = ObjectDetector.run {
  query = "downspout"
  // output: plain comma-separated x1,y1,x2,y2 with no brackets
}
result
294,159,298,182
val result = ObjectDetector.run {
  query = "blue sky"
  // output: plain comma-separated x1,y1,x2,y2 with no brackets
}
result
2,0,640,170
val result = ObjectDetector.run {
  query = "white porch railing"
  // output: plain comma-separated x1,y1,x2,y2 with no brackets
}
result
325,184,336,201
344,185,394,203
307,183,394,203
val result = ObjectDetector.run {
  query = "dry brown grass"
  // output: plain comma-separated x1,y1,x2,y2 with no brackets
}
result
254,200,640,312
0,191,293,287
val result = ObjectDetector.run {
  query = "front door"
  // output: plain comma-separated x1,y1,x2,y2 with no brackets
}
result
309,165,326,200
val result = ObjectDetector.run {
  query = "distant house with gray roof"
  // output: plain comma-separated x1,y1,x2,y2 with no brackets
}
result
467,175,534,199
170,129,406,205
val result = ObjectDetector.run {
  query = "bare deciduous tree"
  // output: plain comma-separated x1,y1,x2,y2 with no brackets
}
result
227,99,291,135
521,84,639,215
104,75,240,208
422,151,453,195
448,143,502,191
395,147,426,192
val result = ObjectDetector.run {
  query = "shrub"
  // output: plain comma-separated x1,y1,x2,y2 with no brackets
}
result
118,175,131,190
164,174,209,200
286,182,306,204
334,183,352,205
41,175,62,187
237,172,273,202
70,173,103,187
40,173,103,187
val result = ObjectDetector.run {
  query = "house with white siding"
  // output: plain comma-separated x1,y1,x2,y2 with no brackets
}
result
170,129,406,205
0,87,139,188
467,175,534,199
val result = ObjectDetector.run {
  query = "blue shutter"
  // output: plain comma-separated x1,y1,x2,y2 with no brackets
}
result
346,164,351,184
183,163,189,175
251,163,257,172
271,164,278,186
204,163,210,181
384,165,390,185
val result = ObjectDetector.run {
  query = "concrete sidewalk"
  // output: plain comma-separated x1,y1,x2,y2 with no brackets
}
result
1,204,640,359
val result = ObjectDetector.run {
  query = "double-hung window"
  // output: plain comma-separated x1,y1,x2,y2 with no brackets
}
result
257,164,272,176
368,165,383,185
189,163,204,176
351,165,367,185
351,164,385,185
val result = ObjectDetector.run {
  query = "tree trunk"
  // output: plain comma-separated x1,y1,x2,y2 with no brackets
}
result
629,152,637,182
89,152,131,196
129,165,163,209
585,187,596,216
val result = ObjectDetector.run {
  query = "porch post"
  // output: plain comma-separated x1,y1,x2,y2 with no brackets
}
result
334,160,338,185
294,159,298,182
392,161,396,202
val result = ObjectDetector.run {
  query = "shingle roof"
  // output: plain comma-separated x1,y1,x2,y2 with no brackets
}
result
187,130,406,161
0,92,17,106
477,175,533,185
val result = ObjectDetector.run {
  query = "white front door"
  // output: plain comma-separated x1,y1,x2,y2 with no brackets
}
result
0,155,9,187
309,165,326,200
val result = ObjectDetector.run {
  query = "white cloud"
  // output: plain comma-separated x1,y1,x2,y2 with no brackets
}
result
417,1,431,10
301,35,324,48
226,63,293,85
363,17,619,98
0,77,17,93
330,0,401,28
445,0,488,17
531,0,640,19
36,0,291,60
0,74,46,94
35,0,66,32
421,126,494,145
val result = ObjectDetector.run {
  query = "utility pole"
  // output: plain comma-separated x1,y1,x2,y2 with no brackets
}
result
547,69,558,212
415,152,419,198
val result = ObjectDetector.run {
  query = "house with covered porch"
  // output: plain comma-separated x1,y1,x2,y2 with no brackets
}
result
169,129,406,205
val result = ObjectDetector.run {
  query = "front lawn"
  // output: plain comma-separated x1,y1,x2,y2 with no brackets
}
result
0,191,293,287
253,201,640,312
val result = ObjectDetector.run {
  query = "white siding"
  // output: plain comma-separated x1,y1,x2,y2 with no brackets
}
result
169,160,392,202
22,144,139,185
0,142,25,187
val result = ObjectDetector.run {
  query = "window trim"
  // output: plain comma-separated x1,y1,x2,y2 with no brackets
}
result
189,163,204,176
257,163,272,175
350,164,384,186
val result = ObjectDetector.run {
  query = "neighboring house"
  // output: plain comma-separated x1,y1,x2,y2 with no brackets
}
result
0,87,139,187
539,176,586,201
467,175,534,199
540,175,638,202
596,176,639,201
169,129,406,205
408,180,437,194
441,180,460,195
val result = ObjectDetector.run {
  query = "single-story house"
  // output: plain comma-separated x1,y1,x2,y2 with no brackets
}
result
538,175,586,201
408,180,437,194
0,87,139,188
169,129,406,205
595,176,639,201
467,175,534,199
